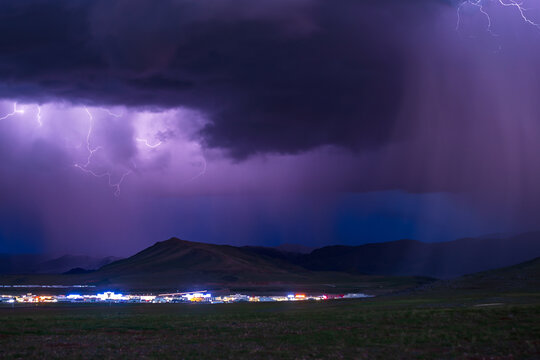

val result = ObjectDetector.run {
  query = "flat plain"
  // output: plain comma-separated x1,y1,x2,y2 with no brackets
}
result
1,291,539,359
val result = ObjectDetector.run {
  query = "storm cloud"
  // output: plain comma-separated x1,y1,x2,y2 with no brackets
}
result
0,0,452,158
2,0,540,254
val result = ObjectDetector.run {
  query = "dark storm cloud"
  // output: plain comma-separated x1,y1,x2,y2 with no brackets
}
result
0,0,447,158
4,0,540,256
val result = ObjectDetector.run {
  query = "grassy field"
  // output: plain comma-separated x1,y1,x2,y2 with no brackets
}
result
1,292,539,359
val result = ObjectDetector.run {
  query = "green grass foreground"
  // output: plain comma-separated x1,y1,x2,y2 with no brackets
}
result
1,294,539,359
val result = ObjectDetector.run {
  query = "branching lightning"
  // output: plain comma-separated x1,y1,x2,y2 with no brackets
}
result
136,138,162,149
0,102,25,121
457,0,540,34
2,102,207,196
75,107,102,168
100,108,123,118
457,0,495,34
1,103,43,127
498,0,540,28
74,107,132,197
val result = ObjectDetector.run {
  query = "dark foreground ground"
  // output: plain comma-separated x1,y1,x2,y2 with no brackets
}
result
1,292,539,359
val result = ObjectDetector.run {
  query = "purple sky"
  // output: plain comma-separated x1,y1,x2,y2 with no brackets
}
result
1,0,540,256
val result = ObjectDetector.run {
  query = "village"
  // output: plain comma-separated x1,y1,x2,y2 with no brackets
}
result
0,291,372,304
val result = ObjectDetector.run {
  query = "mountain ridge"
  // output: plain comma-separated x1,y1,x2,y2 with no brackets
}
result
0,254,120,275
299,232,540,278
1,232,539,281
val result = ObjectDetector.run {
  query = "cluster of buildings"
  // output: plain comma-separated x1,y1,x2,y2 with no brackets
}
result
0,291,372,304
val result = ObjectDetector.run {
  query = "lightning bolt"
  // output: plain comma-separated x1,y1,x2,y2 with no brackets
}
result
1,103,43,127
498,0,540,28
457,1,465,30
75,107,102,169
187,157,207,183
136,138,163,149
100,108,123,118
111,170,132,197
457,0,540,34
477,0,495,34
2,102,206,195
36,105,42,127
0,102,25,121
74,107,132,197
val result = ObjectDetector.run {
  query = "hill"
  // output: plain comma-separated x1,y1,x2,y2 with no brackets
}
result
97,238,307,282
0,238,431,294
3,232,539,279
436,256,540,292
89,238,431,293
299,232,540,278
2,232,540,293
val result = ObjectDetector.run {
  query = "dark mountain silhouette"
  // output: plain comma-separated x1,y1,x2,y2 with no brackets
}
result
36,255,121,274
454,256,540,290
45,238,425,293
63,267,95,275
87,238,363,290
79,233,540,290
275,244,314,254
2,232,539,292
0,254,120,274
99,238,304,278
241,245,303,263
299,232,540,278
421,256,540,294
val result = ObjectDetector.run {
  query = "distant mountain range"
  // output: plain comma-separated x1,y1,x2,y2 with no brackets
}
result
97,238,310,284
1,232,539,292
80,238,413,293
296,232,540,278
0,254,120,275
0,239,428,294
421,256,540,294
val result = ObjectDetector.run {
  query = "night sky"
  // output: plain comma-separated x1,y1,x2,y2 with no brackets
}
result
1,0,540,256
